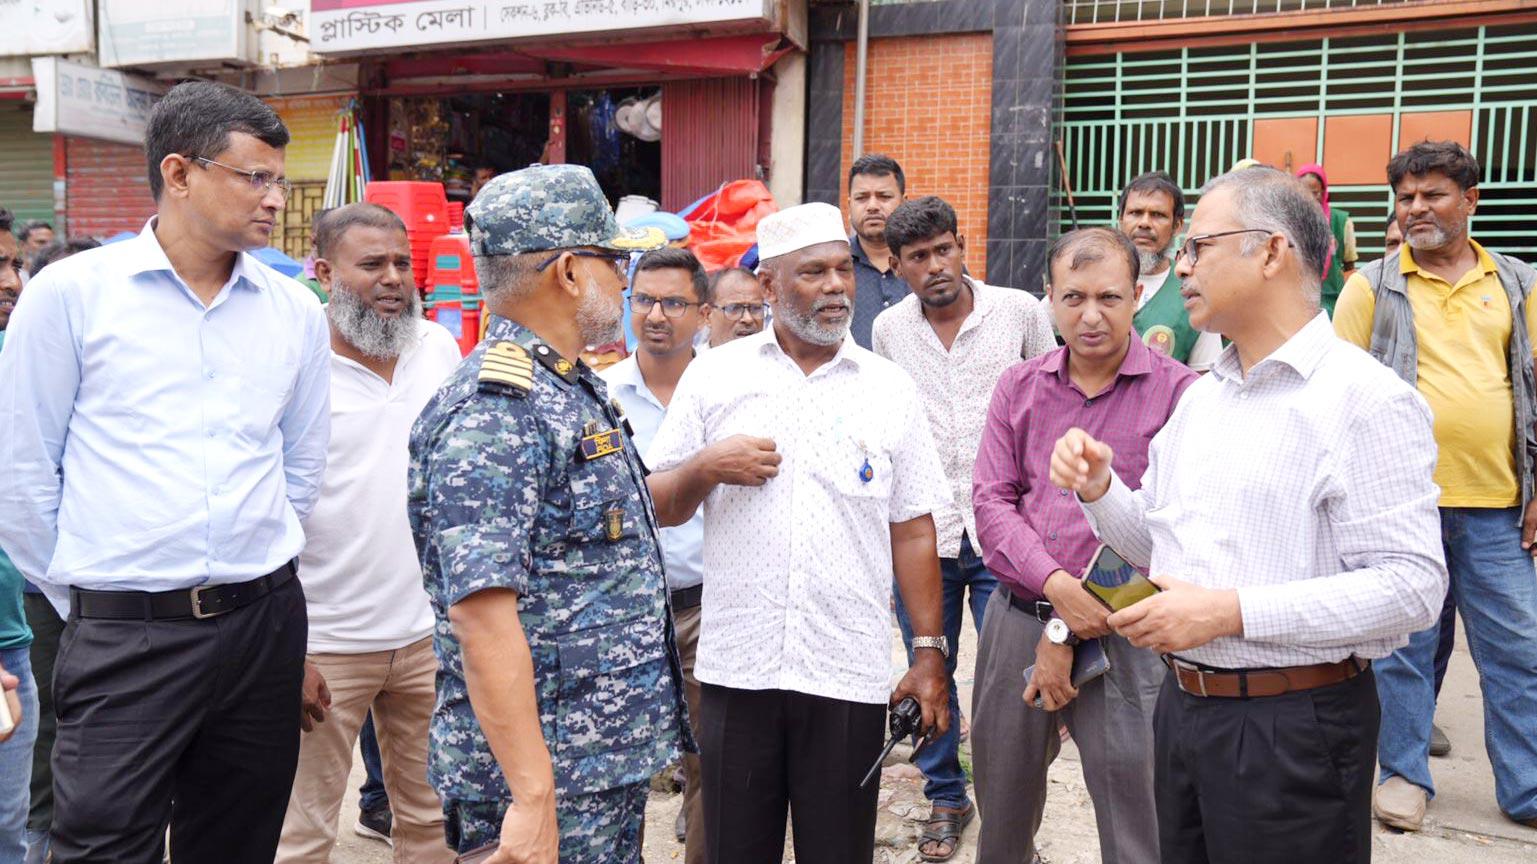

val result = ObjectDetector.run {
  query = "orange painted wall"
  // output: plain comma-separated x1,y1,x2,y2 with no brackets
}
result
842,34,993,280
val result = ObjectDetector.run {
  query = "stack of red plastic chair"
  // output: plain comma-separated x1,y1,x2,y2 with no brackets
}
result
424,233,480,356
447,201,464,232
364,181,450,296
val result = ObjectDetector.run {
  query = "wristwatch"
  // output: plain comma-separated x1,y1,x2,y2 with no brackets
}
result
911,635,950,660
1045,618,1080,647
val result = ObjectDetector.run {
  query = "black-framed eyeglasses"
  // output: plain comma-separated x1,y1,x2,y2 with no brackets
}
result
1176,229,1288,266
631,293,701,319
718,302,768,321
191,156,294,199
535,249,630,277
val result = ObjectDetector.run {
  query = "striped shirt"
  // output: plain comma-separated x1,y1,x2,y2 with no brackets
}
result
1081,313,1448,669
973,334,1196,598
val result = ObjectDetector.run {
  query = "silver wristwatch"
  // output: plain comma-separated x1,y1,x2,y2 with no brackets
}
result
911,635,950,659
1045,618,1080,646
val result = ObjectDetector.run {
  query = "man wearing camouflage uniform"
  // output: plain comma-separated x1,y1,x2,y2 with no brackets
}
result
409,164,691,863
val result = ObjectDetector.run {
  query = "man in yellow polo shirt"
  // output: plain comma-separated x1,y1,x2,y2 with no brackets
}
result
1334,140,1537,835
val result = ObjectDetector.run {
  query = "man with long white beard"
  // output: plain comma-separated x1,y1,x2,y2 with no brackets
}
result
276,203,460,862
409,165,690,864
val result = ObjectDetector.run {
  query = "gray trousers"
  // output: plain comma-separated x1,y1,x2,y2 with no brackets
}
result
970,588,1164,864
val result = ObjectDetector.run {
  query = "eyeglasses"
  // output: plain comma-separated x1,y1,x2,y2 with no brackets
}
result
535,249,631,278
632,293,701,319
191,156,294,199
1176,229,1288,266
718,302,768,321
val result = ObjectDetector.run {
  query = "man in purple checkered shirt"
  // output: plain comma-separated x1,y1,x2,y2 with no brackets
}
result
970,226,1196,864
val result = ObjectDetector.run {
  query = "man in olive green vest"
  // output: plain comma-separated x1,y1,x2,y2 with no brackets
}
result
1117,171,1223,372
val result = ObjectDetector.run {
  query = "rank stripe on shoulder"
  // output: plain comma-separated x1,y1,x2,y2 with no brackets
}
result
479,341,535,394
482,357,534,374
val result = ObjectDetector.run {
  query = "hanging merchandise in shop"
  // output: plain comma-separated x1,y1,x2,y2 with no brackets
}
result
382,87,666,207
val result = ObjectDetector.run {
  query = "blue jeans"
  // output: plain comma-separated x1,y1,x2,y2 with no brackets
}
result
1376,507,1537,820
358,711,390,813
893,534,997,810
1,646,40,863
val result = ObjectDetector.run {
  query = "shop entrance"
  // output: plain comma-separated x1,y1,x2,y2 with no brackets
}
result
383,86,663,209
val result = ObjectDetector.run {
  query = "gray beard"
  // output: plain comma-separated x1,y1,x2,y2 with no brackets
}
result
576,278,623,347
1405,223,1452,251
1138,248,1169,276
777,295,848,347
326,280,421,360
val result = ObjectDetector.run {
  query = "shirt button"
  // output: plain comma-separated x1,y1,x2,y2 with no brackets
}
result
206,430,215,438
205,370,216,379
1049,531,1058,540
1060,489,1070,497
1084,398,1094,407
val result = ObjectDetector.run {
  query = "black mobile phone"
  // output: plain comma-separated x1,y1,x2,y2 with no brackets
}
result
1022,638,1111,710
1080,543,1159,613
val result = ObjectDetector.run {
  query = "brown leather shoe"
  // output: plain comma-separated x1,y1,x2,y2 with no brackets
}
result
1374,776,1427,831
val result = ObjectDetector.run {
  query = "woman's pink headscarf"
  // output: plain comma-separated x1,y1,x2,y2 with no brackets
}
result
1296,163,1335,275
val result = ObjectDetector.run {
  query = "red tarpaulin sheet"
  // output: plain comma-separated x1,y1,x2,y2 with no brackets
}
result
681,180,777,271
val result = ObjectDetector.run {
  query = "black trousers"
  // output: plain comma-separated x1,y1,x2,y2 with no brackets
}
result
24,592,65,834
698,684,885,864
49,576,308,864
1154,666,1378,864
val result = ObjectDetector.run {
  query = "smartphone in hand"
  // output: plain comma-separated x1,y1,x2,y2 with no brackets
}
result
1080,544,1160,613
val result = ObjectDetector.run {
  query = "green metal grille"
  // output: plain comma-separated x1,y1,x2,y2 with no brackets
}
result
1057,24,1537,260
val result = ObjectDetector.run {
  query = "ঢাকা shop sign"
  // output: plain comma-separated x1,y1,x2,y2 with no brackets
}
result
309,0,771,53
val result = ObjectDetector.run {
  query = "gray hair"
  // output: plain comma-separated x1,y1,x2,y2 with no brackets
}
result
1199,167,1332,306
474,253,541,304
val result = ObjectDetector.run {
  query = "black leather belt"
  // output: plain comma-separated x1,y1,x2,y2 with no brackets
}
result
1006,590,1055,624
670,584,702,611
70,561,297,621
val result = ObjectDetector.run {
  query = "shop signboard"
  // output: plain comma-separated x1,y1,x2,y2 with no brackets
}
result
0,0,94,57
97,0,249,69
31,57,167,147
311,0,773,53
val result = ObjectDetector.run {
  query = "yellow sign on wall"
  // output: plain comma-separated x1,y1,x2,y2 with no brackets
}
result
268,95,353,181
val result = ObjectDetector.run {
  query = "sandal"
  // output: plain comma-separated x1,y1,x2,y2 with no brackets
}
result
917,801,975,862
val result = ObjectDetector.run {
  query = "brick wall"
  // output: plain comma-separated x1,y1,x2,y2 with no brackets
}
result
841,33,993,279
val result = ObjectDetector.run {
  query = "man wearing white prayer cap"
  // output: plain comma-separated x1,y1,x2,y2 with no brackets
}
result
644,202,954,864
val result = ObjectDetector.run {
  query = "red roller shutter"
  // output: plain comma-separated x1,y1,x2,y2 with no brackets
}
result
65,136,156,240
660,77,762,212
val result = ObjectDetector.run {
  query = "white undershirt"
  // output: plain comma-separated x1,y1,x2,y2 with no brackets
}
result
299,321,463,653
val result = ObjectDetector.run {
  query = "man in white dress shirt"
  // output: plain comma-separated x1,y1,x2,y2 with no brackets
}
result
1051,167,1446,864
871,195,1055,860
277,204,459,863
0,81,331,863
645,202,952,864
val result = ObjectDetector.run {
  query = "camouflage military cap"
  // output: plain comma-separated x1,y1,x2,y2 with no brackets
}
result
466,164,666,257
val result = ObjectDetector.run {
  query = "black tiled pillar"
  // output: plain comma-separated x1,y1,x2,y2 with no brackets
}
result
987,0,1060,294
804,40,846,206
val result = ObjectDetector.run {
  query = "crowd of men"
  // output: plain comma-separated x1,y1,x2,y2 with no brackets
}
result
0,78,1533,864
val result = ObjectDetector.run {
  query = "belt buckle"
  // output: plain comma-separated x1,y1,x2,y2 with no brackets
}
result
1170,657,1209,697
189,586,224,620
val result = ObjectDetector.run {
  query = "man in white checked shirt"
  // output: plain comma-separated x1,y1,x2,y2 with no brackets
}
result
1051,167,1447,864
